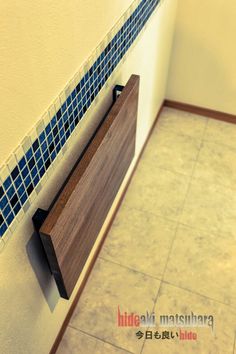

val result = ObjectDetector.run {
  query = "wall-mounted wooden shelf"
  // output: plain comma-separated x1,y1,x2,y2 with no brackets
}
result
33,74,140,299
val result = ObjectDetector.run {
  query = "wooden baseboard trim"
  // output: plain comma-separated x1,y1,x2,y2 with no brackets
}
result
49,101,164,354
164,100,236,124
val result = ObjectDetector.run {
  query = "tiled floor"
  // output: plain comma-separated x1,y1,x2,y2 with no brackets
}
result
57,107,236,354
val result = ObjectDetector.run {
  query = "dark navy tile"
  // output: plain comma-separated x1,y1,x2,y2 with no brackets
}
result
0,186,4,199
32,139,39,152
11,166,19,180
28,157,36,170
13,202,21,215
0,213,4,225
26,184,33,196
10,194,19,208
45,159,51,170
39,166,45,177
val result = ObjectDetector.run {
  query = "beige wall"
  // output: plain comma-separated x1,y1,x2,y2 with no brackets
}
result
0,0,177,353
166,0,236,115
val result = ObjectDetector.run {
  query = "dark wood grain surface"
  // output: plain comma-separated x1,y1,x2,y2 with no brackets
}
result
40,75,140,299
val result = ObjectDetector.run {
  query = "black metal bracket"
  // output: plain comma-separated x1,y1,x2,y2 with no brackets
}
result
32,208,49,233
113,85,124,103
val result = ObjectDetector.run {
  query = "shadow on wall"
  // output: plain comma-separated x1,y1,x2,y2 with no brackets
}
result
26,232,60,312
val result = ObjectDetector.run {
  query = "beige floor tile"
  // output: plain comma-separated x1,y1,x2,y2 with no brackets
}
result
143,129,201,176
142,283,236,354
122,160,190,221
100,206,177,278
164,224,236,307
204,118,236,149
70,258,161,353
57,327,131,354
179,178,236,238
193,140,236,189
156,107,207,139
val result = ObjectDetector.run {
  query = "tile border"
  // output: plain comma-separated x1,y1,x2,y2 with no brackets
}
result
0,0,163,249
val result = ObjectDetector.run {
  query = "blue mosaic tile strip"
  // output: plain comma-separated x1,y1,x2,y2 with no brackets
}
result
0,0,161,238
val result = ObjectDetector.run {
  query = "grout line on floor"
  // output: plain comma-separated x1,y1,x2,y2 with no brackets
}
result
68,325,135,354
162,279,236,310
140,278,163,354
98,256,163,282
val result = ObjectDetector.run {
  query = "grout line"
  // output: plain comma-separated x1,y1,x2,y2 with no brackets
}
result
99,256,163,282
68,325,135,354
160,114,210,281
162,280,236,309
140,277,163,354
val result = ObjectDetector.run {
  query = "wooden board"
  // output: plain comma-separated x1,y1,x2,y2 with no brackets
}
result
39,75,140,299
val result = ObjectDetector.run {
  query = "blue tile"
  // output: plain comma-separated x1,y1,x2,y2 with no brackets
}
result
66,95,72,107
37,158,44,170
31,166,37,178
26,148,33,161
35,148,41,161
0,196,8,210
43,151,49,161
6,186,15,199
3,176,12,190
18,184,25,197
39,131,46,143
19,156,26,170
61,102,67,113
25,175,31,187
47,133,53,145
6,212,14,226
71,89,76,100
21,166,29,178
3,204,11,218
0,222,7,237
41,141,48,153
33,174,40,187
20,193,27,206
14,175,22,188
45,123,51,135
51,116,57,128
